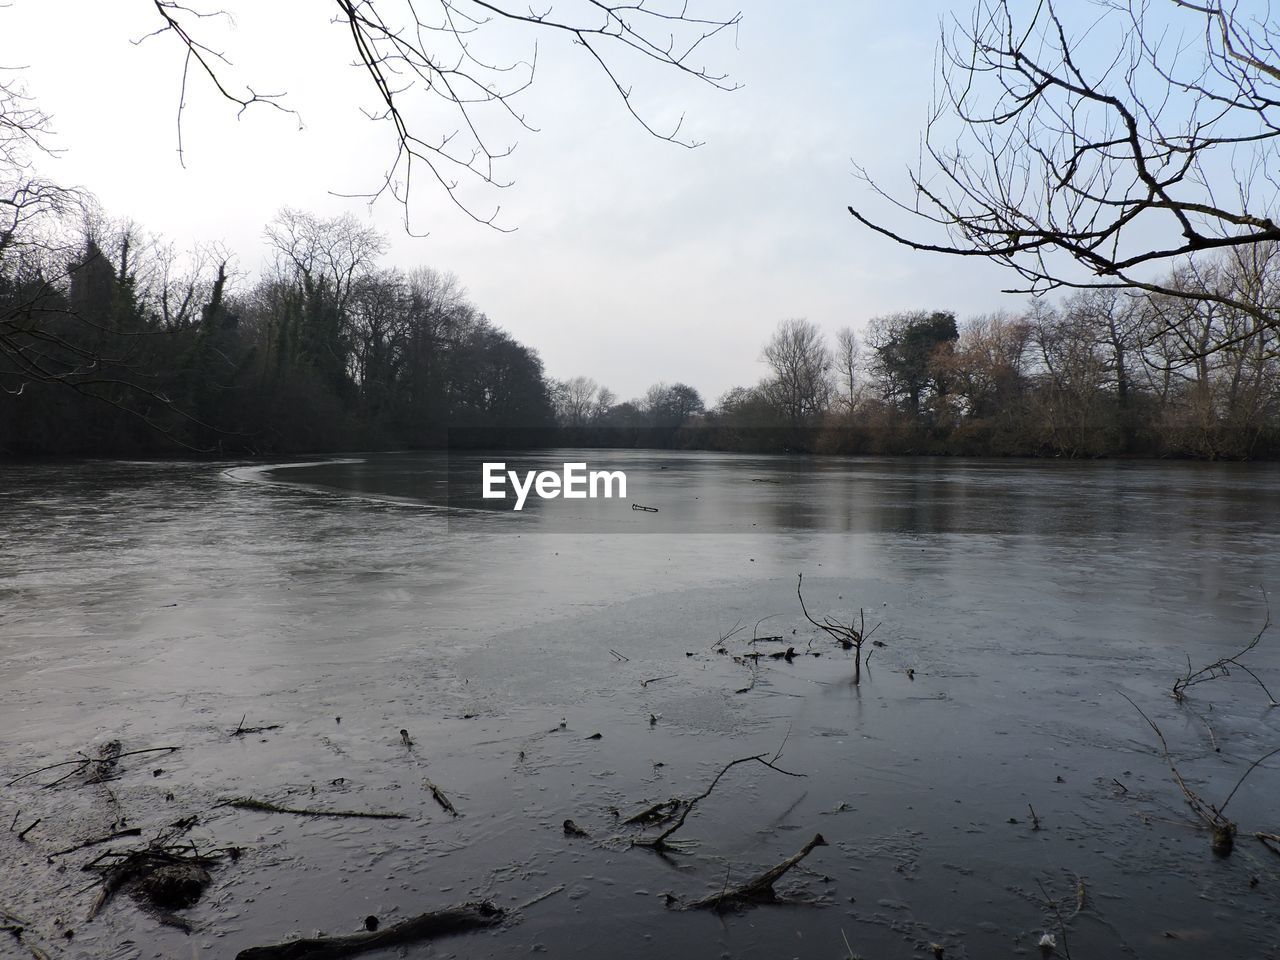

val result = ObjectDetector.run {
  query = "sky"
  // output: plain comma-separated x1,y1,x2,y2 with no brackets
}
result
2,0,1025,403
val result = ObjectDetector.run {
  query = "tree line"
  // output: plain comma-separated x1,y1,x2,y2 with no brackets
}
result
0,208,555,454
4,205,1277,459
555,245,1280,460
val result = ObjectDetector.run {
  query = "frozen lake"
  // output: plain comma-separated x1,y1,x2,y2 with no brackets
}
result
2,452,1279,958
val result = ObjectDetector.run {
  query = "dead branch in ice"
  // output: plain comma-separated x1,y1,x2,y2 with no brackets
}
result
1036,879,1076,960
50,828,143,857
1173,592,1275,705
221,798,408,820
623,799,682,827
734,657,761,694
797,574,880,684
423,778,458,817
231,715,283,737
630,753,804,851
233,900,504,960
749,614,784,644
640,675,676,687
0,905,52,960
1120,694,1280,855
1122,693,1235,851
679,833,828,911
7,744,180,789
84,816,230,922
711,618,747,652
1256,832,1280,856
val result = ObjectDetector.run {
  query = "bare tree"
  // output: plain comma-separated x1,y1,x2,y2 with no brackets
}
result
551,374,611,427
137,0,742,230
849,0,1280,354
941,312,1031,421
265,208,388,312
760,318,832,428
1136,243,1280,456
833,326,859,410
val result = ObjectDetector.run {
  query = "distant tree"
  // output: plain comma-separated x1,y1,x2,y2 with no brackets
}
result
263,208,387,396
346,267,409,423
940,313,1032,422
834,326,860,410
1,2,741,445
551,375,612,428
1028,301,1119,457
265,208,387,314
1136,245,1280,457
177,260,245,448
708,383,785,450
867,311,958,416
1059,288,1144,450
599,401,645,428
760,318,832,428
642,381,705,428
449,319,554,429
391,267,467,438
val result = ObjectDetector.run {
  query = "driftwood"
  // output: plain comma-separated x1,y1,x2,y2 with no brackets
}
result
234,901,504,960
682,834,828,910
223,798,408,820
423,779,457,817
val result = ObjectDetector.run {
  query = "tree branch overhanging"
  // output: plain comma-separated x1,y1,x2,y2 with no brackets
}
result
139,0,742,232
850,0,1280,356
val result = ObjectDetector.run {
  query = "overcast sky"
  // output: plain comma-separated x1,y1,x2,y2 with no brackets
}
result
3,0,1023,403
